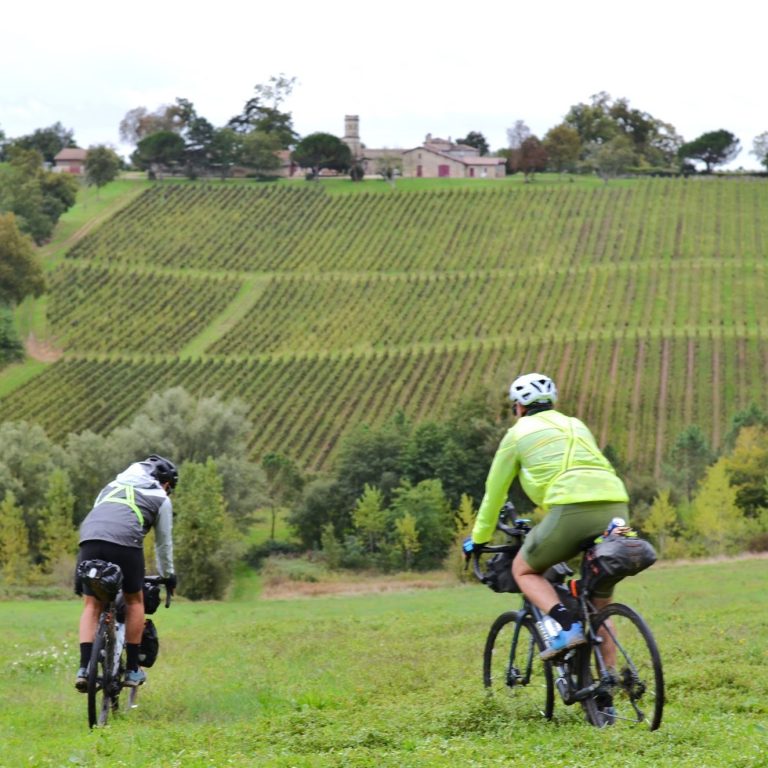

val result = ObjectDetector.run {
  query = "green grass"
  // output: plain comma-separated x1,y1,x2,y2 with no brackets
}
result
1,557,767,767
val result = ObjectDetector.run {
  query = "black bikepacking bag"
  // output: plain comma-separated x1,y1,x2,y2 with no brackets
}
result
139,619,160,668
77,559,124,603
582,533,657,591
143,582,162,615
484,546,521,593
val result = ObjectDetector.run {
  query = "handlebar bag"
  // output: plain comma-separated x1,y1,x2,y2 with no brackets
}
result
485,550,521,593
143,582,161,615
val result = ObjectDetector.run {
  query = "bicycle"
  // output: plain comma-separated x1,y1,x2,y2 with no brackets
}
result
470,505,664,730
77,559,172,729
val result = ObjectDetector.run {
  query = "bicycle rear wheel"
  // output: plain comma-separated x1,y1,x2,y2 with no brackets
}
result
87,620,119,728
582,602,664,730
483,610,554,721
87,623,108,728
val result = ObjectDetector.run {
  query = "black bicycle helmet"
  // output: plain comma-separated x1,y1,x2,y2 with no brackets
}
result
144,454,179,490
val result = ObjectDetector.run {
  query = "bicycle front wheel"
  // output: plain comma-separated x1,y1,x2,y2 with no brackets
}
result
583,602,664,730
483,610,554,721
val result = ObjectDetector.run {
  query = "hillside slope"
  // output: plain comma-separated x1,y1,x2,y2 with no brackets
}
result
1,177,767,475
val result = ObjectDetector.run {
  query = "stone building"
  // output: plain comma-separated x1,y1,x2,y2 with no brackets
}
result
341,115,506,179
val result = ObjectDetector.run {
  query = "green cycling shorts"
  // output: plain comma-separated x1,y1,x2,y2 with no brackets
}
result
520,501,629,596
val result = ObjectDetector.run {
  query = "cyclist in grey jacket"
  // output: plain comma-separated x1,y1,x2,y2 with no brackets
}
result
75,455,178,691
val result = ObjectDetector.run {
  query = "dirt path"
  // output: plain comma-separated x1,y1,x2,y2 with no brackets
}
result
25,333,63,363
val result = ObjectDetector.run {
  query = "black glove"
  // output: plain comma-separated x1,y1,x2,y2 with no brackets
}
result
165,573,177,595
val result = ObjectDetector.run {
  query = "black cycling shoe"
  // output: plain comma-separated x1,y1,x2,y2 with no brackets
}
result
594,694,616,726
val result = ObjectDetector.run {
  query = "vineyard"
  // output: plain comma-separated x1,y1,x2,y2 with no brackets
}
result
2,177,768,475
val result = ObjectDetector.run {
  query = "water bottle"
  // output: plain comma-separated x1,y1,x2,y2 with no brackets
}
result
604,517,627,536
537,616,561,643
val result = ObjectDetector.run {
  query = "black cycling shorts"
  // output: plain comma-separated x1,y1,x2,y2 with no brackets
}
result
77,540,145,595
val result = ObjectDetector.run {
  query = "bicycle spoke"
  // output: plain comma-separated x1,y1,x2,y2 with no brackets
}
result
586,603,664,730
483,611,554,721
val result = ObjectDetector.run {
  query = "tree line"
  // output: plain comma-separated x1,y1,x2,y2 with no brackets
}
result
1,382,767,598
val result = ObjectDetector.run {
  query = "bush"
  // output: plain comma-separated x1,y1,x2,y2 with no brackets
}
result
245,539,303,568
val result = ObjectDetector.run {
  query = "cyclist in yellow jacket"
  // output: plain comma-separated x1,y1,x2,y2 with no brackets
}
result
465,372,629,660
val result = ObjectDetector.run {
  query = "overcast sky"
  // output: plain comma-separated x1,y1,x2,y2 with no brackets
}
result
2,0,765,169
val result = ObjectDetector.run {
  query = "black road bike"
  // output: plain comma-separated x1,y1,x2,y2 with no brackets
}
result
78,560,172,728
471,508,664,730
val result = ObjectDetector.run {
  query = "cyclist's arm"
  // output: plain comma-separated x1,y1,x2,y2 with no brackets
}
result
153,497,175,577
471,430,520,544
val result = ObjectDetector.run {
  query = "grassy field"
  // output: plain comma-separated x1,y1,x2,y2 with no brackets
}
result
1,557,766,767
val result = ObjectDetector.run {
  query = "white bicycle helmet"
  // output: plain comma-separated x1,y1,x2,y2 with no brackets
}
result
509,372,558,406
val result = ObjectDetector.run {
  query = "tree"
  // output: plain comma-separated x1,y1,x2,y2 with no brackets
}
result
334,417,409,509
388,479,453,569
237,130,282,176
1,147,78,243
173,459,240,600
751,132,768,170
0,305,23,365
208,127,241,179
458,131,489,156
261,452,303,540
0,212,45,304
292,132,352,178
0,421,63,556
586,134,637,181
132,131,186,176
228,74,299,149
688,459,743,555
38,468,77,573
543,124,581,173
352,484,387,553
564,92,681,169
394,512,420,570
0,491,30,584
506,122,547,179
723,403,768,451
723,425,768,516
289,476,349,548
643,489,678,557
84,146,121,191
667,425,712,504
678,130,740,173
517,136,548,181
109,387,265,527
119,104,186,146
11,122,76,164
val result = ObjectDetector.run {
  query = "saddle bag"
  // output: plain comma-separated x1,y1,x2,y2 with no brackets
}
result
582,533,657,591
77,559,124,603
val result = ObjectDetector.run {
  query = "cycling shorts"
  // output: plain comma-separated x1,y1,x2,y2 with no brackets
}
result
77,540,145,595
520,501,629,596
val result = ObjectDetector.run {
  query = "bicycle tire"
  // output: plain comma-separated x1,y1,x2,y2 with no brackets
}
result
483,610,554,721
581,602,664,730
87,620,107,729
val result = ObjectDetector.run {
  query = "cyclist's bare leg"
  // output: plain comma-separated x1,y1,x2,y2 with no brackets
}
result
79,596,102,642
592,596,617,670
124,591,144,645
512,552,560,613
